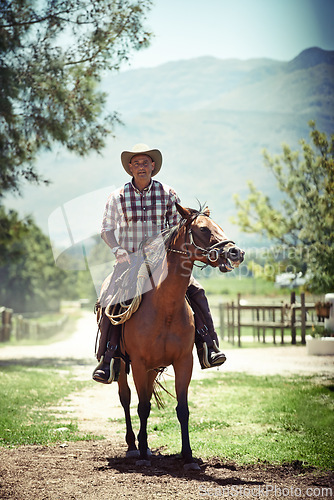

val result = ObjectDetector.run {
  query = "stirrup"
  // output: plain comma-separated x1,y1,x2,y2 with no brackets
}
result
212,339,220,353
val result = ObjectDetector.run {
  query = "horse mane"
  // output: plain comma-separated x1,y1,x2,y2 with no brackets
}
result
161,201,208,250
139,202,208,263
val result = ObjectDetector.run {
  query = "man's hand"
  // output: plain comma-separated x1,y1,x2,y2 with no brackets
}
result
115,247,131,264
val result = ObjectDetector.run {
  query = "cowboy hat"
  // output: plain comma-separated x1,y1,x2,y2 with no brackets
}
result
121,143,162,176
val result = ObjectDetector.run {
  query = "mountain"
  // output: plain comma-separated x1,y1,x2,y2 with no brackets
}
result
4,47,334,252
104,47,334,117
286,47,334,71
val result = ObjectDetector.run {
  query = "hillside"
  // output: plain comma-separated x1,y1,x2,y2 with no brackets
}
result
105,47,334,116
4,47,334,254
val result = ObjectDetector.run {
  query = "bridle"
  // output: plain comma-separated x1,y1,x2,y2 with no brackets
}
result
188,227,235,263
168,214,235,266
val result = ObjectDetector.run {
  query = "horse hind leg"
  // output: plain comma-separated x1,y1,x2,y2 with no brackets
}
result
117,362,137,457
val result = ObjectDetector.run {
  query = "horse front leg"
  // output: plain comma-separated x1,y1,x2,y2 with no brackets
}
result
174,357,200,470
133,367,156,466
117,362,137,456
137,399,151,465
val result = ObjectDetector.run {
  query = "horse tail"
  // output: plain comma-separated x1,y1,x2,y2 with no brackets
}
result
152,369,176,410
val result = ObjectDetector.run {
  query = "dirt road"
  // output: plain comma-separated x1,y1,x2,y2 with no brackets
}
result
0,311,333,499
1,311,333,439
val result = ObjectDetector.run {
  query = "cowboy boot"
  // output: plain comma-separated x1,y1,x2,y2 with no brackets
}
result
92,342,120,384
187,279,226,369
92,313,121,384
195,331,226,369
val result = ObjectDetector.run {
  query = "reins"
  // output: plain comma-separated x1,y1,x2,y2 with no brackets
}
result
188,227,235,263
105,211,235,325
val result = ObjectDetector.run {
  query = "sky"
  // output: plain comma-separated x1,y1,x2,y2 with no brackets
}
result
123,0,334,70
4,0,334,248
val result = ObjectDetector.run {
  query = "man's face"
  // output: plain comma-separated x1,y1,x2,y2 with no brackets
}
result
129,154,155,184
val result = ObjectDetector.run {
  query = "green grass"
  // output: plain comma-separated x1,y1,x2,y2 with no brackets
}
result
2,365,333,470
218,328,308,348
0,365,102,447
197,275,294,298
218,339,307,350
114,373,334,470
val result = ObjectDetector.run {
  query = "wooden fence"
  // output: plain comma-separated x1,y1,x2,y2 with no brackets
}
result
218,292,319,347
0,307,13,342
1,293,322,347
0,307,68,342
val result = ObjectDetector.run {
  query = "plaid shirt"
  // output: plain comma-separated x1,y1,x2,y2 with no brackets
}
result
101,179,181,253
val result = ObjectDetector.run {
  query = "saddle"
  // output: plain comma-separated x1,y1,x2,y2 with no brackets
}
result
105,258,154,325
100,236,166,325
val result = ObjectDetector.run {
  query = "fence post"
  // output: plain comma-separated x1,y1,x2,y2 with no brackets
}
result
262,307,266,343
1,308,13,342
280,303,285,344
231,301,235,345
291,291,296,345
301,292,306,345
252,308,256,341
226,303,230,342
5,308,12,341
0,307,4,342
237,293,241,347
219,303,225,340
272,308,276,344
256,308,260,342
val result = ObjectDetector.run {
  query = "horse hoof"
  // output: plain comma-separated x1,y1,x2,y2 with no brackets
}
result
136,459,151,467
126,448,151,458
126,449,140,458
184,462,201,471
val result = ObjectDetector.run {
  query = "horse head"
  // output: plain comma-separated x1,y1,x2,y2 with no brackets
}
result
176,203,245,273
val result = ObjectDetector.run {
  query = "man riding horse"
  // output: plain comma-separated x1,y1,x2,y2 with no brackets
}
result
92,143,227,384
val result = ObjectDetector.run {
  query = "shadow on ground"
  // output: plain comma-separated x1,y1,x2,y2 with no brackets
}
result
97,451,266,487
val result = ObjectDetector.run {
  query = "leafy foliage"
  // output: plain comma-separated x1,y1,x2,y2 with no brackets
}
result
0,0,152,310
0,205,32,263
232,122,334,293
0,0,152,196
0,210,85,312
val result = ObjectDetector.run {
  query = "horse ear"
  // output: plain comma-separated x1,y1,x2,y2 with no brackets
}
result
203,206,210,217
176,203,192,220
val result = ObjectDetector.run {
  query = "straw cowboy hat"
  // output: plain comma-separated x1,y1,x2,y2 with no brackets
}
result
121,143,162,176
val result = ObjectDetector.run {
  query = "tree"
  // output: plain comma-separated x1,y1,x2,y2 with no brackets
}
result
0,1,153,311
0,218,76,312
0,0,152,196
232,122,334,293
0,205,98,311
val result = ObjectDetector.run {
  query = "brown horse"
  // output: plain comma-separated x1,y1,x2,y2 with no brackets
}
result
115,203,244,470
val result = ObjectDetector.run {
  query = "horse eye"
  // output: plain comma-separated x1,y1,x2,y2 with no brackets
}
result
200,227,210,233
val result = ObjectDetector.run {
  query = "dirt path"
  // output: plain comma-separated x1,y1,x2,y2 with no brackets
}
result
0,311,333,499
1,311,332,439
1,440,333,500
